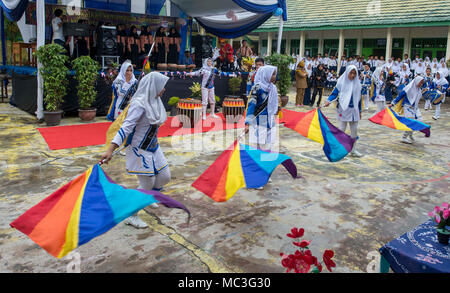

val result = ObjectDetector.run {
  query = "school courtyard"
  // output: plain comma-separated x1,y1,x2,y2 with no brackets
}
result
0,91,449,273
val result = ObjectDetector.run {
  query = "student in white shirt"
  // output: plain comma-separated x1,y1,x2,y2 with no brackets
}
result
376,56,385,68
52,9,65,47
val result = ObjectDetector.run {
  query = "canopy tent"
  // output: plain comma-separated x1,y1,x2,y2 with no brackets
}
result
170,0,286,40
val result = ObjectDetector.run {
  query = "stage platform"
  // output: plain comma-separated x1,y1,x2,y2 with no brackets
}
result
0,65,249,117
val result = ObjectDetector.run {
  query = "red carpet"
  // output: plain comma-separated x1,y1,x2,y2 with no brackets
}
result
38,122,113,150
38,114,246,150
38,112,298,150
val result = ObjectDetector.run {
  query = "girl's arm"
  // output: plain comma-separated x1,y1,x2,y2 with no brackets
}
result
186,69,202,77
244,93,257,126
391,90,406,106
102,103,144,163
323,87,340,107
111,103,144,147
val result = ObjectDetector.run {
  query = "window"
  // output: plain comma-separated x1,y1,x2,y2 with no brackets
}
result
393,38,404,49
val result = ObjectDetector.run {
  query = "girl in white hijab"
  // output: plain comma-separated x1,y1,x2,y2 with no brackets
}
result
187,57,220,120
244,65,279,152
391,76,425,144
391,60,400,74
424,57,431,67
101,72,171,229
432,70,449,120
398,63,411,87
438,60,449,78
414,61,425,77
323,65,363,157
107,61,138,121
384,58,394,73
371,67,386,113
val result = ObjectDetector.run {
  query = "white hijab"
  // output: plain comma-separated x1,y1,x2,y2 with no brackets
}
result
438,61,449,77
403,76,424,105
254,65,278,127
372,67,383,83
114,61,137,86
415,62,425,75
434,70,449,87
392,61,400,73
132,72,169,125
335,65,361,111
202,58,213,71
399,64,411,78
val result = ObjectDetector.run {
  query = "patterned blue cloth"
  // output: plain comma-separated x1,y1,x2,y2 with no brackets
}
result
379,220,450,273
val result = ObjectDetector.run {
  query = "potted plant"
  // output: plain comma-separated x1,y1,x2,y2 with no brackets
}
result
34,44,69,126
428,203,450,245
228,76,242,99
215,95,221,112
265,53,295,107
72,56,100,122
280,227,336,273
168,96,180,116
189,82,202,100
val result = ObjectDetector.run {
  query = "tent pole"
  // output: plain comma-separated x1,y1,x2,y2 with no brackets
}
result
36,0,45,120
1,8,6,65
276,16,283,54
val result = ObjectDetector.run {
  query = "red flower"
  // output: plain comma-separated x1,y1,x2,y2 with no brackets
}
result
281,251,315,273
287,228,304,239
293,240,311,248
317,263,323,272
323,250,336,272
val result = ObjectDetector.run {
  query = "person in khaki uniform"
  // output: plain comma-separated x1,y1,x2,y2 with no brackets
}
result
295,61,308,106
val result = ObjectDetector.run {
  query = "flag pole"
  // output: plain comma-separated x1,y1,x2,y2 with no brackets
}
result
237,88,253,141
138,41,155,83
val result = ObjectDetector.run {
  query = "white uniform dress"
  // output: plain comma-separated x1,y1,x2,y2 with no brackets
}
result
327,65,362,142
112,102,168,176
392,76,425,141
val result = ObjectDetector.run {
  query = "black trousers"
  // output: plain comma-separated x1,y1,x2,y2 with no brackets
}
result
310,87,323,106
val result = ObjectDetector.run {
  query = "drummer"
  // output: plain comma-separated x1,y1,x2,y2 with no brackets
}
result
184,51,196,69
431,70,449,120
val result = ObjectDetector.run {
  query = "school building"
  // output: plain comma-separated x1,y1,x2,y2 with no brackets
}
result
250,0,450,62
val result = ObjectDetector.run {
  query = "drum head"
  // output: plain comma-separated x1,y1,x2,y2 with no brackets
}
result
432,93,444,105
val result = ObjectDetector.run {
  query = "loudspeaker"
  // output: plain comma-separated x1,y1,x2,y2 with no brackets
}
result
192,35,213,68
97,25,117,56
63,23,90,37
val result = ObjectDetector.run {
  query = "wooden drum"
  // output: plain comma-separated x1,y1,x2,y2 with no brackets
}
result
177,64,186,71
168,63,178,71
176,99,202,128
186,64,196,72
157,63,168,71
222,98,245,123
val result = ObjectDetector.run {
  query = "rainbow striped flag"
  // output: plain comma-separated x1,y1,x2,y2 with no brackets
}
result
283,109,355,162
369,107,431,137
192,141,299,202
10,164,190,259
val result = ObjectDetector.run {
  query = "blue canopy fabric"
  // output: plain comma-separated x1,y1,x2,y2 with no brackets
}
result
0,0,29,21
170,0,286,39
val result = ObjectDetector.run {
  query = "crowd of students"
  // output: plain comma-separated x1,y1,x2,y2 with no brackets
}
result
292,53,449,110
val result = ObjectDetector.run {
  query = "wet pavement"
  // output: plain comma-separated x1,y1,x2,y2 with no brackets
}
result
0,91,449,273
